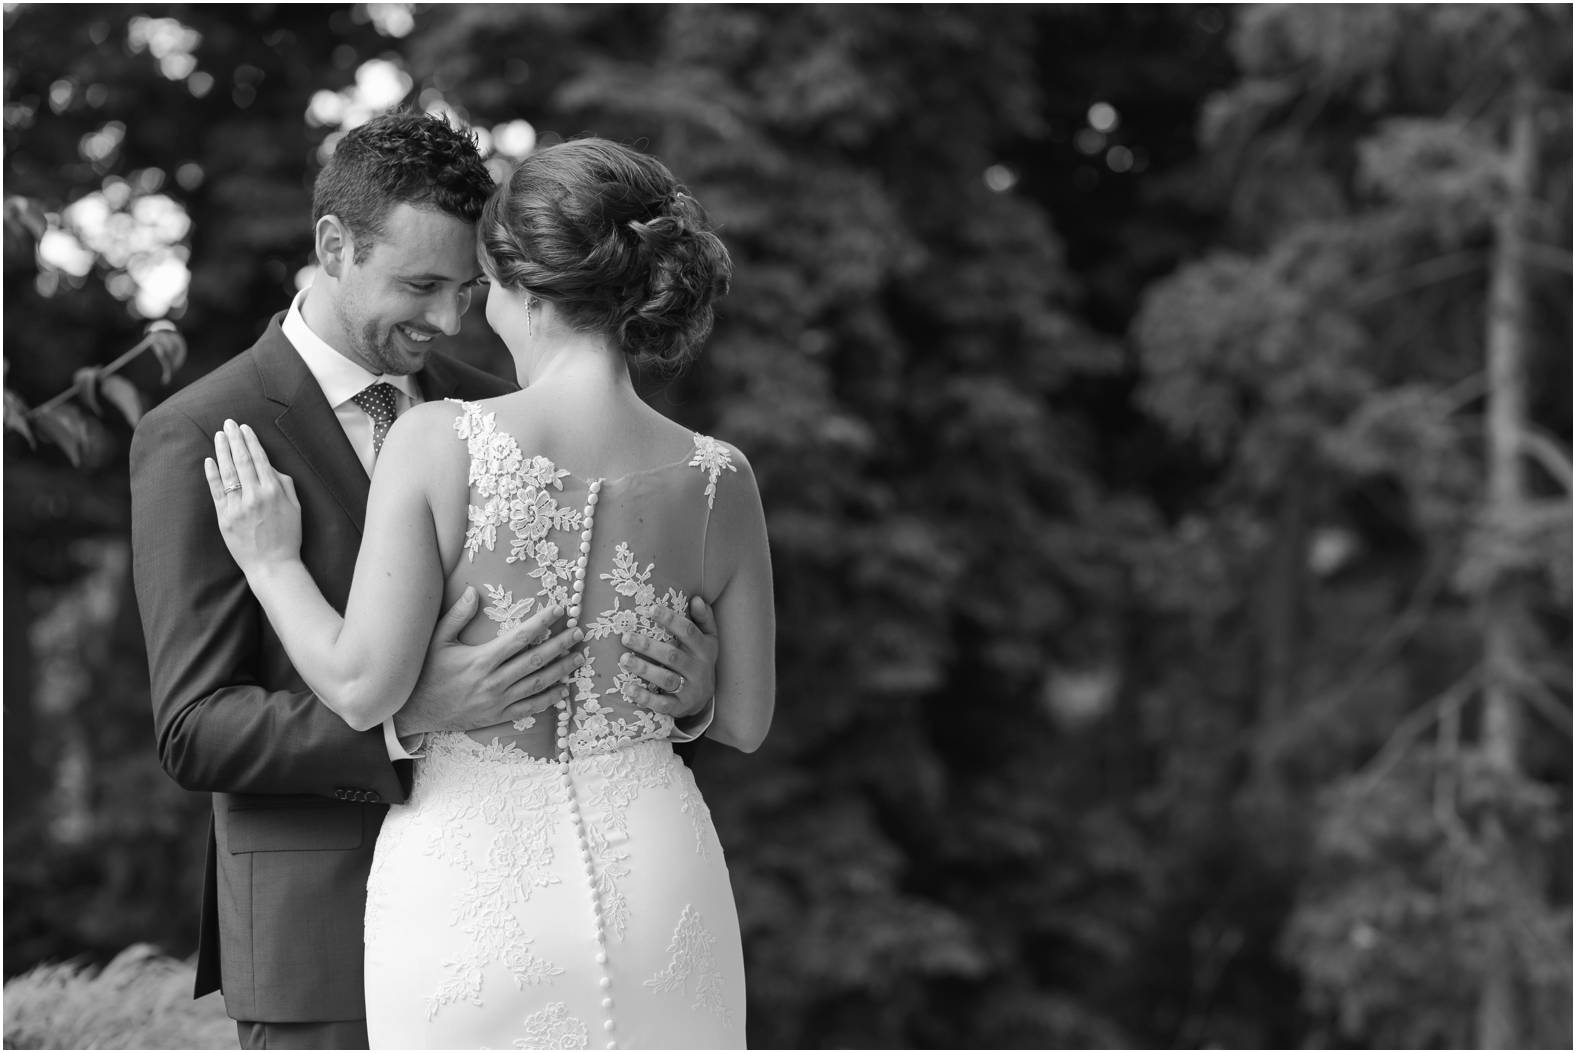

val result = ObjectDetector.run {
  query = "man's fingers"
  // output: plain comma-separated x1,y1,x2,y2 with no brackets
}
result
626,682,698,718
432,586,479,644
622,632,682,672
619,653,683,695
502,689,563,728
646,604,700,649
510,604,565,649
688,595,718,637
503,649,583,701
481,607,570,670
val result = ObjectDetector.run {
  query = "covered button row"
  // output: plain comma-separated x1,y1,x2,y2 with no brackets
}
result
333,787,381,803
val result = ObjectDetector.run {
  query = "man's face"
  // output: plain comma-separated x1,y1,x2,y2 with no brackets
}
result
330,203,485,376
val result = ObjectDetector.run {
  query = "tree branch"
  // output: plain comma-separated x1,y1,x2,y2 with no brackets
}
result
1514,671,1573,736
1434,371,1487,417
22,325,170,420
1522,241,1573,275
1354,250,1488,307
1356,667,1481,795
1518,427,1573,493
1320,556,1451,712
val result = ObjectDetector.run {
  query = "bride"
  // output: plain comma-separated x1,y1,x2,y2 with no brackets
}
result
204,138,774,1049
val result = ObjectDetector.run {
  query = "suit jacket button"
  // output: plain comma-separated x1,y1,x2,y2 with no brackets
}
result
334,789,347,800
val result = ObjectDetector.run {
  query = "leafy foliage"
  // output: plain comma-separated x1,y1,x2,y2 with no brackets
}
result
2,945,232,1050
1131,3,1572,1046
3,4,1568,1050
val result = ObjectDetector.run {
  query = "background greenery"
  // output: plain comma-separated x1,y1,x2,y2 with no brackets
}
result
4,3,1570,1048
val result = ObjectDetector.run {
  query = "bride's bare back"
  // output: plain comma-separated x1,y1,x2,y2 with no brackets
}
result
425,393,769,758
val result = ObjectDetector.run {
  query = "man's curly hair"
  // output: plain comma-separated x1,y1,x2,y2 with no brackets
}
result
312,111,495,262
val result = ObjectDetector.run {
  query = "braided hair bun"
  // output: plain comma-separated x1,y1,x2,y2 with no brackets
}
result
480,139,732,371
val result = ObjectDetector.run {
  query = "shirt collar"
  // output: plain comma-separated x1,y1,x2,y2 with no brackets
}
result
281,286,420,407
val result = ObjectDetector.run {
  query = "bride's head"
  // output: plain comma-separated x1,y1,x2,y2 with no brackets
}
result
478,138,732,374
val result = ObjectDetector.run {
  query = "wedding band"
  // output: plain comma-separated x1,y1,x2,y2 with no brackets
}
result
674,674,685,695
223,482,242,494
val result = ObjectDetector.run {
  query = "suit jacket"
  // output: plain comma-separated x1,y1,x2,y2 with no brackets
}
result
130,314,515,1023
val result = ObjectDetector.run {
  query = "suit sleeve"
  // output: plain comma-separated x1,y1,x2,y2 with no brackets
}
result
131,402,410,801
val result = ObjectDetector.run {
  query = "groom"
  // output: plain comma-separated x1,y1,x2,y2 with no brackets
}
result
130,112,720,1050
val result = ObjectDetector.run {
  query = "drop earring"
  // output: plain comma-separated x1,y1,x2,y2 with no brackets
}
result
525,296,535,341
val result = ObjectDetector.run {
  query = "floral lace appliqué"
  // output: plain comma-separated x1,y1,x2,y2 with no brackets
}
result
687,433,736,509
674,765,719,860
455,403,584,588
482,584,536,634
452,401,726,763
575,743,678,940
578,542,683,749
515,1001,589,1050
479,584,547,730
644,904,731,1023
411,736,568,1021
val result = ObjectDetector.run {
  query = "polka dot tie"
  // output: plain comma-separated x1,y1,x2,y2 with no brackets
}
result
351,381,400,459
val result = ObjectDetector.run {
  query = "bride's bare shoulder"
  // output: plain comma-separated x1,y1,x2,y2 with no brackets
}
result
378,400,474,467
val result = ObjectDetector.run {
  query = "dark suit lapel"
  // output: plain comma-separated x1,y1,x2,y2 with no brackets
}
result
253,317,370,535
414,351,464,403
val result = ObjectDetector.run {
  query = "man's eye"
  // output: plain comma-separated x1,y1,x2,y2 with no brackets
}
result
407,282,437,294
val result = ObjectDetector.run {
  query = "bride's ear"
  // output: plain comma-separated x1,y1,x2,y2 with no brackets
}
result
315,215,350,277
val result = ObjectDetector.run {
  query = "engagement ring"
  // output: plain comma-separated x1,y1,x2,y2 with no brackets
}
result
223,482,242,494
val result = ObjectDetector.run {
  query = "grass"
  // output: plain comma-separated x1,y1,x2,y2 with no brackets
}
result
3,944,235,1050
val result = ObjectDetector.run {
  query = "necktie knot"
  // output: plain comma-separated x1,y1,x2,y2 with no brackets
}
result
351,381,400,457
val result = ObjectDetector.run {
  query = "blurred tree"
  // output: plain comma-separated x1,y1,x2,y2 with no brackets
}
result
2,0,398,973
1133,3,1572,1047
9,4,1567,1050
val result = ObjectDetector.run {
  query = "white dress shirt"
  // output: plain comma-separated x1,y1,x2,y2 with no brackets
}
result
281,290,421,475
280,288,424,761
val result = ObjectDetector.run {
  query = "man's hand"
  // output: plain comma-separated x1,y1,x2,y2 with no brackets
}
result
618,596,719,720
395,588,584,737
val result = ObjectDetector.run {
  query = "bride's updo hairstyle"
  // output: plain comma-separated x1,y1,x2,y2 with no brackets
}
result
480,138,732,372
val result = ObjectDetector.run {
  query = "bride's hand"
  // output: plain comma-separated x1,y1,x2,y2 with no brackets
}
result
204,419,302,573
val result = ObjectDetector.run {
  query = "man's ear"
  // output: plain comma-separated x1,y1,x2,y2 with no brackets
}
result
315,215,351,277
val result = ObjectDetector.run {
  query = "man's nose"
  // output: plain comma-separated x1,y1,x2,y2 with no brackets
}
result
427,288,469,336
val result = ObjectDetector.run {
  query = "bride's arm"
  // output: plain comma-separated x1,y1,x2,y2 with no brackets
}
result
701,446,775,753
207,414,447,732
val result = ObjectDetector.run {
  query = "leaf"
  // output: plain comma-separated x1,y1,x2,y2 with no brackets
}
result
3,195,48,245
72,367,102,417
97,373,144,427
4,387,35,446
144,321,187,386
32,404,89,467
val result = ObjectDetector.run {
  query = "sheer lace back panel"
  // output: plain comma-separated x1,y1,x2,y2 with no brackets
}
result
448,399,735,759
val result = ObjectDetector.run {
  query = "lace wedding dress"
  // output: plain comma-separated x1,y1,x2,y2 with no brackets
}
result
363,401,747,1050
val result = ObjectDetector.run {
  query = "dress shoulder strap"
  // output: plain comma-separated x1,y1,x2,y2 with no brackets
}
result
686,433,737,510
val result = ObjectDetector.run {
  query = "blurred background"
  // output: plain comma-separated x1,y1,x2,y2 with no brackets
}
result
3,3,1571,1049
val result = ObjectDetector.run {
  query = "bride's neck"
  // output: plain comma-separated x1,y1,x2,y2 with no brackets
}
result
523,334,636,398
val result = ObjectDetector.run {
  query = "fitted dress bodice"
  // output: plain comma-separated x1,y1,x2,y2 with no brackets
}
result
447,399,738,760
